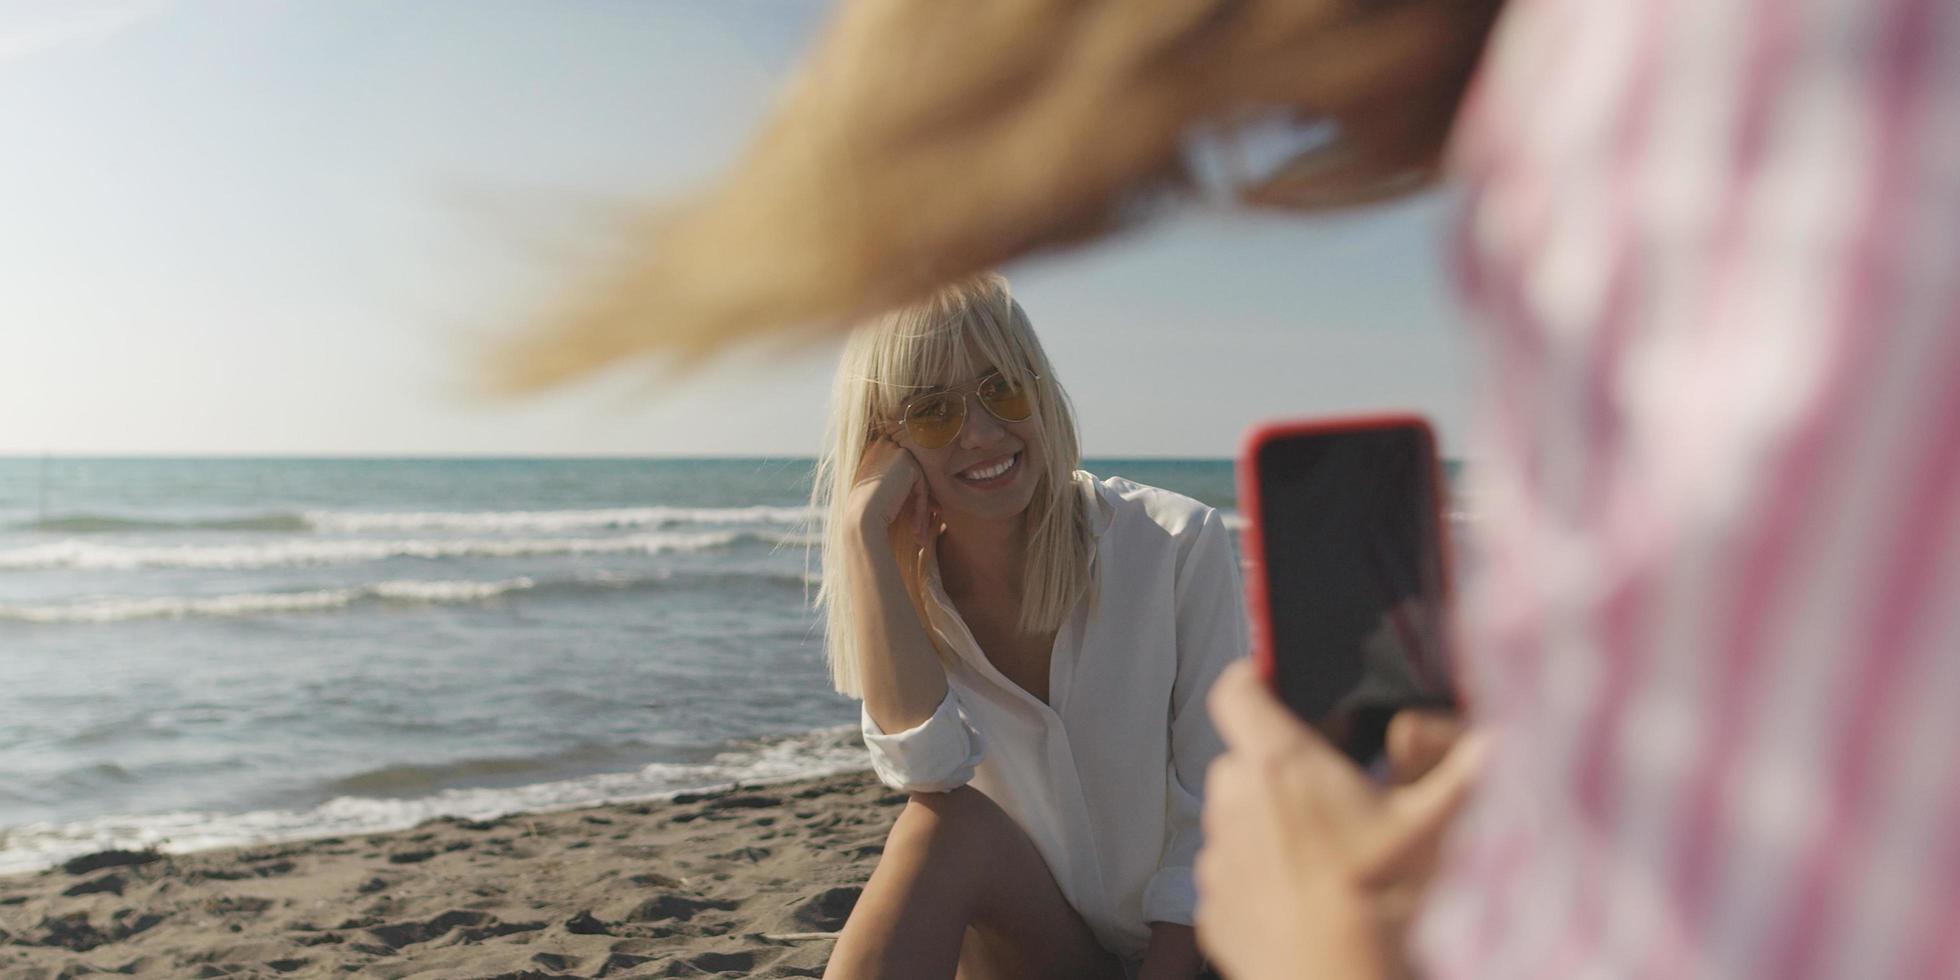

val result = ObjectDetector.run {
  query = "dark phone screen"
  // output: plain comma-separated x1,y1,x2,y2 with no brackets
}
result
1255,426,1454,765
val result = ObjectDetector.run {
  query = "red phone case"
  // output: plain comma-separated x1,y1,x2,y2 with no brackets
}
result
1235,413,1462,707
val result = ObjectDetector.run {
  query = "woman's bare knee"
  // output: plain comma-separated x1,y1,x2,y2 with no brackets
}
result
892,788,1014,846
882,789,1033,902
841,788,1115,980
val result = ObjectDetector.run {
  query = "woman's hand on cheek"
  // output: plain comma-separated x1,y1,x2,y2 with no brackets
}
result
1193,662,1487,980
848,430,939,589
850,433,920,539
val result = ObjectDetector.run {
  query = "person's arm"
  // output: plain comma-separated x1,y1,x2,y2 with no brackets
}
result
1136,921,1205,980
1140,509,1249,958
1194,662,1485,980
847,434,950,734
849,434,987,793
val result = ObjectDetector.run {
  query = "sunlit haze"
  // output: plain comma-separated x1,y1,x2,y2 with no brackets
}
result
0,0,1472,458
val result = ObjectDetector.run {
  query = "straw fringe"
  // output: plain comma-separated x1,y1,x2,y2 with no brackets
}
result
483,0,1502,393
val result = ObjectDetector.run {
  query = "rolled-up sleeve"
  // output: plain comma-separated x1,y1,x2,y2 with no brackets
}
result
860,687,985,793
1143,508,1247,925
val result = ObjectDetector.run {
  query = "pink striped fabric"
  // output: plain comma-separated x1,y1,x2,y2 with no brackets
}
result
1414,0,1960,977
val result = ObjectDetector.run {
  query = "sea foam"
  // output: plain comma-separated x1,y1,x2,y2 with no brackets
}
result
302,505,814,534
0,530,766,571
13,505,815,535
0,726,869,877
0,578,538,624
0,568,815,624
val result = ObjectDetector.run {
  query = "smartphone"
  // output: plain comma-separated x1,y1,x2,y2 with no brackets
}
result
1236,415,1459,767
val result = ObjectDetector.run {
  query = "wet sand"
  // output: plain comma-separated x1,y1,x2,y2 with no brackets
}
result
0,770,902,979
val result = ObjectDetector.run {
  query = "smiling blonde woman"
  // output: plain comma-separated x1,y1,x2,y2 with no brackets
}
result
811,274,1242,980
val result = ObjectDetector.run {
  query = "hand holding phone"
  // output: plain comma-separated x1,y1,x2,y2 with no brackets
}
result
1236,415,1459,767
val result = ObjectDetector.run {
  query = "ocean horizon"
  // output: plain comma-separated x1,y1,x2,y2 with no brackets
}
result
0,456,1243,876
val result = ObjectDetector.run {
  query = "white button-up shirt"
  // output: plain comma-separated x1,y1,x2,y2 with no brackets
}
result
860,473,1247,960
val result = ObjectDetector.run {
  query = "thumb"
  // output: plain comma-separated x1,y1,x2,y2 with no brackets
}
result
1385,709,1465,785
1209,659,1322,758
1366,729,1488,879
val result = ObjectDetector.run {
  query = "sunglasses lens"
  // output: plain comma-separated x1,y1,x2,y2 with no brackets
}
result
904,393,963,448
979,374,1033,421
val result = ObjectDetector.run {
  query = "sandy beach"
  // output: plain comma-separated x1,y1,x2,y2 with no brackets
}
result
0,770,901,979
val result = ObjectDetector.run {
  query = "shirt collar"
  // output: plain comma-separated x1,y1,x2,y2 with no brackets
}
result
1077,470,1115,542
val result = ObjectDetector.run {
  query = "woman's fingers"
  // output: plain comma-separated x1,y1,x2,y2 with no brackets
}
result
1199,666,1486,979
1209,661,1377,830
883,428,932,531
891,425,938,551
1208,660,1323,760
854,431,904,489
854,435,925,526
911,472,931,543
1384,709,1464,785
1206,659,1486,878
1365,729,1488,881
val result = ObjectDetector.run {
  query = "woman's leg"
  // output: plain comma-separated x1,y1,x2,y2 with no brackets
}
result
824,787,1126,980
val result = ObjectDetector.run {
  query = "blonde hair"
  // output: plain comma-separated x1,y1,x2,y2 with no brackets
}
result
813,275,1092,697
483,0,1503,392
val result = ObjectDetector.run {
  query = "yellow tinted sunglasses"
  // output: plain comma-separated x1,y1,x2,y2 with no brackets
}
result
895,371,1038,449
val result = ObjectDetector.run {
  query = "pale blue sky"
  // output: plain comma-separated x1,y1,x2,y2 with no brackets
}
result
0,0,1473,458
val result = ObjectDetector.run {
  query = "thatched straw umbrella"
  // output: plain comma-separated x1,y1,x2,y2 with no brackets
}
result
485,0,1502,391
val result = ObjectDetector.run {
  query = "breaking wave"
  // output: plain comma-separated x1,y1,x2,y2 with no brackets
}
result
15,505,812,535
0,568,816,624
0,578,539,624
0,726,869,876
0,530,783,571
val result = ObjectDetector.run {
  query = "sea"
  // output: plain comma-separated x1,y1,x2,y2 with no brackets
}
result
0,457,1240,876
